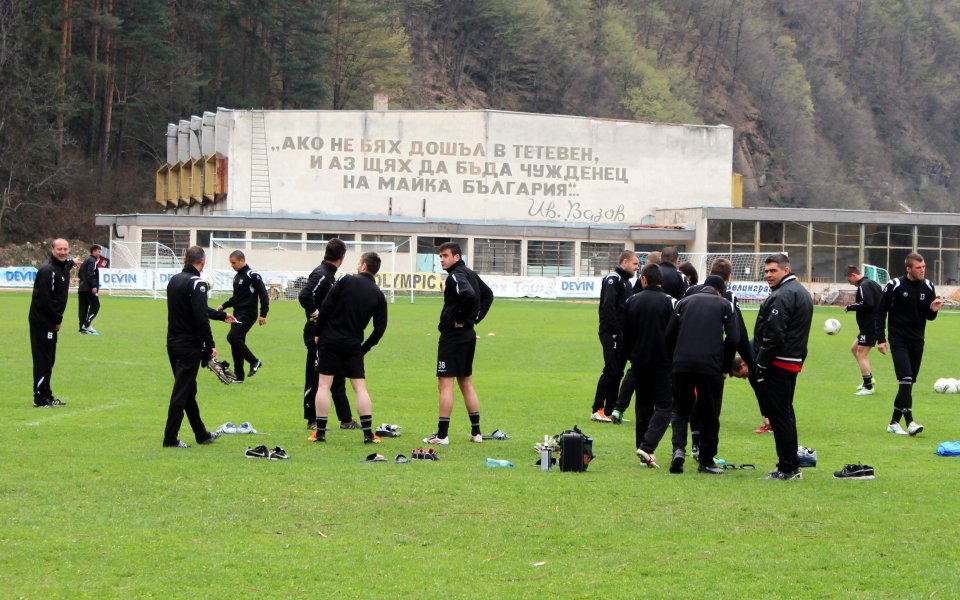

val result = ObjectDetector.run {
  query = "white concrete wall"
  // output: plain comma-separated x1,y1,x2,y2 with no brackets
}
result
213,109,732,225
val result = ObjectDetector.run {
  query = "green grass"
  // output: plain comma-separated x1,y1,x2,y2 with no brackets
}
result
2,293,959,598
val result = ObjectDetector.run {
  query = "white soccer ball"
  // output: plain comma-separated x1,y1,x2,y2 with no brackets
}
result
946,378,959,394
823,318,842,335
934,378,950,393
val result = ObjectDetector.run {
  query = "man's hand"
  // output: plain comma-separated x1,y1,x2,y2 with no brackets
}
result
216,305,224,311
92,287,98,294
54,323,61,332
877,342,887,355
258,316,267,326
932,297,945,312
224,315,238,324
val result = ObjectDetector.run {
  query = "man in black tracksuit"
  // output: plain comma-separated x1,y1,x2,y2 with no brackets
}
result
659,246,689,300
621,263,677,468
311,252,388,444
28,238,76,407
298,239,356,430
164,246,235,448
423,242,494,445
877,252,943,436
844,265,885,395
217,250,269,382
753,253,813,480
591,250,638,423
666,275,738,475
77,244,101,334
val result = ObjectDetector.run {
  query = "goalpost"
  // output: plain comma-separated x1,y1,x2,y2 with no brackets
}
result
207,237,399,303
677,252,773,309
862,263,890,286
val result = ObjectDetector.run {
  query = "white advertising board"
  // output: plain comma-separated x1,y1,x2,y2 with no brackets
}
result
216,109,732,225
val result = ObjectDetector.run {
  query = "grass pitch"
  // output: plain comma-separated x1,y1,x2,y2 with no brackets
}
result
2,293,959,598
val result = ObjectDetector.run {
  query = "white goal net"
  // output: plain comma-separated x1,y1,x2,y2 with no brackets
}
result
678,252,772,308
207,238,398,303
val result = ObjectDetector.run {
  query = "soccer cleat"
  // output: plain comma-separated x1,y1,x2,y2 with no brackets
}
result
763,469,803,480
907,421,924,436
669,449,685,474
364,435,382,445
85,327,99,336
610,410,623,424
340,420,361,430
206,359,236,385
422,434,449,445
854,388,875,396
697,464,724,475
248,360,262,378
637,449,659,468
833,464,875,480
752,423,772,434
237,422,256,434
165,440,191,449
245,445,270,458
268,446,290,460
199,431,221,444
887,422,908,435
590,409,612,423
375,423,402,437
856,377,876,391
308,431,325,443
469,433,483,443
218,422,239,434
34,397,66,408
307,421,318,431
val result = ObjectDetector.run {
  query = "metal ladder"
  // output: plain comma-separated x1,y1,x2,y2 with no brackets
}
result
249,111,272,213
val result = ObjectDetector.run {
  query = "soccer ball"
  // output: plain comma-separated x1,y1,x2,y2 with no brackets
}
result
823,318,842,335
946,378,959,394
934,378,950,393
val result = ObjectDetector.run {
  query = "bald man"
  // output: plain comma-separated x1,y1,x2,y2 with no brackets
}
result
28,238,78,407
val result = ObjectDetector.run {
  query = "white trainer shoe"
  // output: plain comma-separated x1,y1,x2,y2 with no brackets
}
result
855,388,875,396
422,434,450,445
636,449,659,468
887,422,908,435
469,433,483,443
590,410,612,423
907,421,924,436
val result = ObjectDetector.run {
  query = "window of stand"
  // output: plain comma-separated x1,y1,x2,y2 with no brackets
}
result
474,239,521,275
527,240,575,276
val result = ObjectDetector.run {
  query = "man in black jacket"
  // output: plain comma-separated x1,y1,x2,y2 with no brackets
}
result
423,242,494,445
78,244,102,335
844,265,884,395
28,238,77,407
878,252,943,436
163,246,235,448
666,275,739,475
592,250,638,423
298,239,357,430
659,246,688,300
753,253,813,480
311,252,388,444
621,264,676,468
216,250,269,382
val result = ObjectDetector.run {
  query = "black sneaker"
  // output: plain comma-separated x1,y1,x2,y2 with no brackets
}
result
268,446,290,460
307,421,319,431
697,464,724,475
164,440,191,448
245,445,270,458
669,449,685,474
764,469,803,480
248,360,262,378
833,464,875,480
340,420,361,430
49,397,66,406
198,431,221,445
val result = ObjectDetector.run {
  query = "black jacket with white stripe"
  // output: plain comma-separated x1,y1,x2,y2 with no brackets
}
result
166,264,228,353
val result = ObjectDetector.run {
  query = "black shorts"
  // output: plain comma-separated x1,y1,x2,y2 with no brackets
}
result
856,331,878,346
890,341,924,383
437,327,476,378
317,344,365,379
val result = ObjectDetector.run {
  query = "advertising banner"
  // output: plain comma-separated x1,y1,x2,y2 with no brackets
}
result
0,267,38,288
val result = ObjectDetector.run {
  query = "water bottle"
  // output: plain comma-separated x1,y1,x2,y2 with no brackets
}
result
486,458,514,468
540,435,552,472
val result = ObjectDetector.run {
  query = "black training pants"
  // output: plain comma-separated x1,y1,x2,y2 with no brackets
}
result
303,326,352,423
593,332,625,413
634,367,673,454
78,291,99,330
164,345,210,446
891,341,924,415
29,323,58,402
760,366,800,473
227,311,258,379
672,372,725,467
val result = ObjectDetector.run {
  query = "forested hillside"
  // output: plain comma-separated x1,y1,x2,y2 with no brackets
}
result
3,0,960,243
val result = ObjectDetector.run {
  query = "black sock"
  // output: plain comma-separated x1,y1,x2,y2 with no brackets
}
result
890,409,900,425
360,415,373,439
691,430,700,448
437,417,450,438
863,374,873,389
317,417,328,433
902,409,913,425
468,411,481,436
